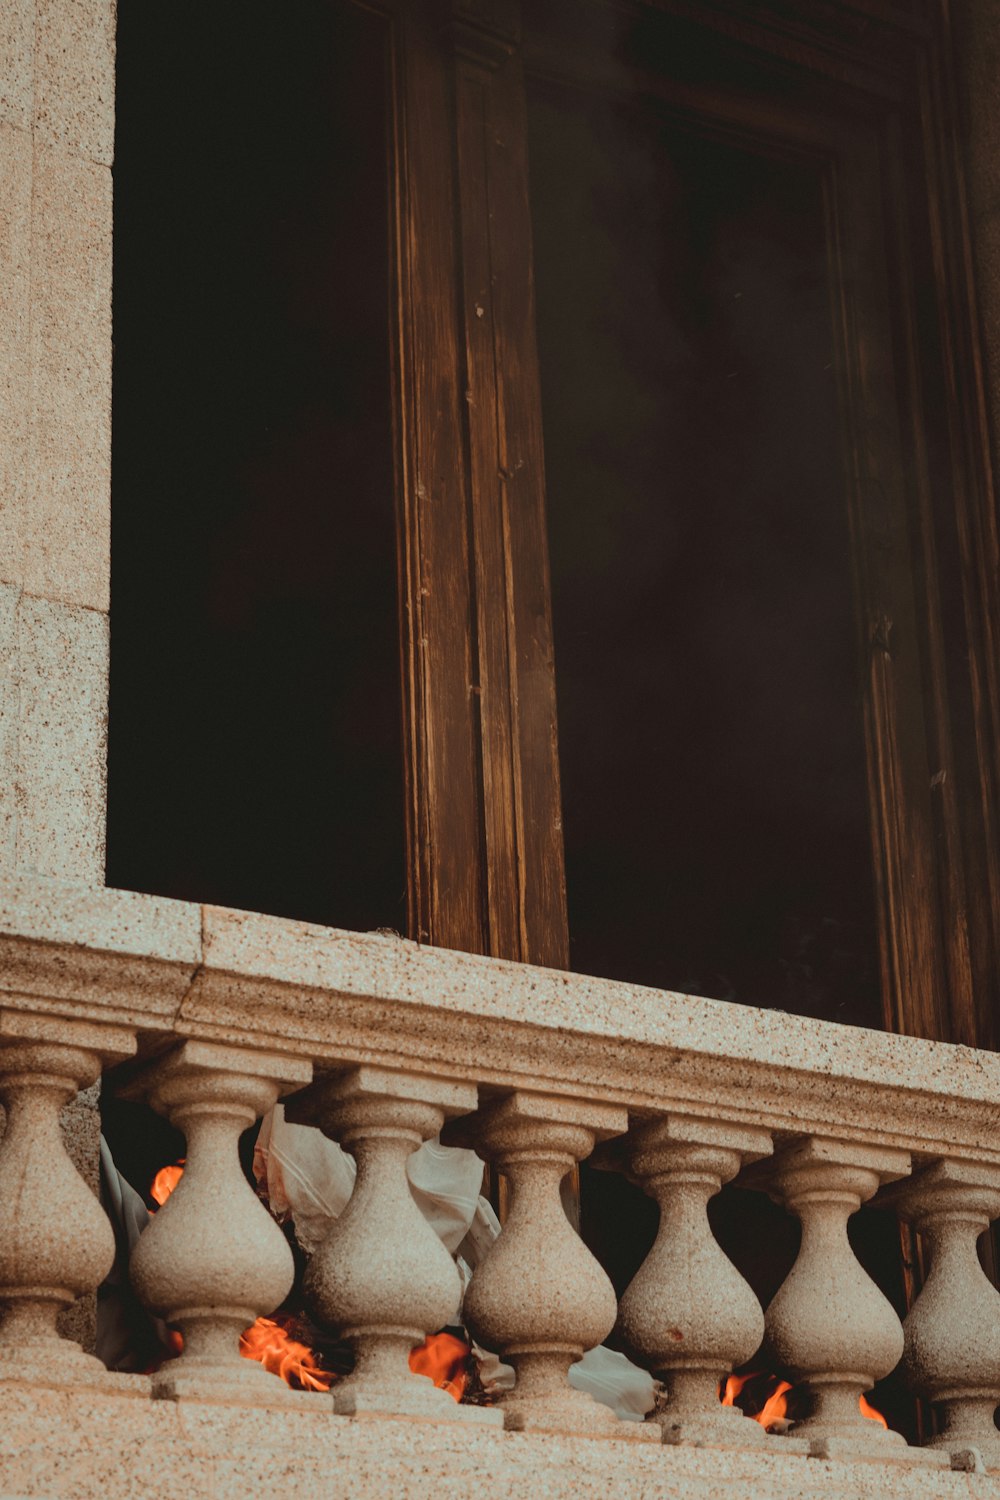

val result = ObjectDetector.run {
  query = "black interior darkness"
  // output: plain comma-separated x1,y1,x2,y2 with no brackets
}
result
528,81,883,1032
108,0,405,939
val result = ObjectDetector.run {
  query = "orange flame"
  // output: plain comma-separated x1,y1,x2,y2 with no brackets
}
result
860,1393,888,1428
757,1380,792,1428
720,1372,753,1407
148,1159,473,1401
720,1371,791,1428
235,1324,470,1398
149,1160,185,1208
721,1372,887,1432
240,1316,332,1392
409,1332,470,1402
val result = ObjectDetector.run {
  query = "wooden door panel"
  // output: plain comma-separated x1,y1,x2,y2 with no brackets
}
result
515,0,982,1043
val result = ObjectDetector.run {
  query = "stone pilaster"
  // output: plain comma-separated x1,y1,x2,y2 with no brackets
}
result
0,0,118,1360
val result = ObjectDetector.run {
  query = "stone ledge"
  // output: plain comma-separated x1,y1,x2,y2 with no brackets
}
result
0,874,998,1166
0,1384,996,1500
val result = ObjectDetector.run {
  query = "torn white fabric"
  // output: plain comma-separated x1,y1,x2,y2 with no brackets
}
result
570,1345,655,1421
254,1104,484,1255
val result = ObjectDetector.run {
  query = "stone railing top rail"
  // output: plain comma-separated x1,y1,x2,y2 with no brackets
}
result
0,872,998,1164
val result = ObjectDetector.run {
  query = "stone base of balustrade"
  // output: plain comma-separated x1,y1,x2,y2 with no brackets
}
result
501,1387,660,1441
656,1404,809,1455
1,1383,998,1500
927,1417,1000,1472
944,1442,1000,1474
801,1431,953,1468
333,1378,504,1426
0,1348,151,1400
149,1359,303,1408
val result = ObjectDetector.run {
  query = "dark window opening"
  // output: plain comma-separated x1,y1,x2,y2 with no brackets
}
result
529,85,883,1031
107,0,406,936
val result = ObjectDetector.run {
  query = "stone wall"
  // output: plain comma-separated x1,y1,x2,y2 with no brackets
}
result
0,0,113,879
0,0,116,1348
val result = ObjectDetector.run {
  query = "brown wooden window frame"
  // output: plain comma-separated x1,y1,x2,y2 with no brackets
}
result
371,0,1000,1051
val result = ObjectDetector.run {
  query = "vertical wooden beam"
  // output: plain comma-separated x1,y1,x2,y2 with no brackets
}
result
919,1,1000,1052
825,132,952,1043
445,0,570,969
392,5,487,954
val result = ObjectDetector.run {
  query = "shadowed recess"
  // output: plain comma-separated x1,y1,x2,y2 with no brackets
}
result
108,0,405,935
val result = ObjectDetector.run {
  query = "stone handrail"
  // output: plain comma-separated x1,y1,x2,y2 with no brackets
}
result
0,873,999,1476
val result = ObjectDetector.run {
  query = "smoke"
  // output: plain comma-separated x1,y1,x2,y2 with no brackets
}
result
528,71,879,1024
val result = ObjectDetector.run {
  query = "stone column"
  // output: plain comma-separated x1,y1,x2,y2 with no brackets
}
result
446,1090,656,1440
0,0,114,884
0,1010,134,1387
889,1159,1000,1469
124,1039,311,1403
761,1136,944,1464
1,0,120,1363
611,1114,772,1448
289,1064,500,1424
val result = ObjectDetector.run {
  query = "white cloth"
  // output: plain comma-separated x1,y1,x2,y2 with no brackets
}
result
570,1345,656,1421
254,1105,484,1255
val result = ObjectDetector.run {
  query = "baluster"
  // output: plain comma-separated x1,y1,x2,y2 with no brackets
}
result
762,1136,942,1463
889,1159,1000,1469
0,1014,135,1387
288,1064,500,1423
445,1090,656,1439
612,1115,772,1447
125,1039,311,1402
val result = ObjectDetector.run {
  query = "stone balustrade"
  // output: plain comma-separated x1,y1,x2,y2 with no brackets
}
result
1,876,1000,1498
122,1039,311,1404
602,1115,774,1450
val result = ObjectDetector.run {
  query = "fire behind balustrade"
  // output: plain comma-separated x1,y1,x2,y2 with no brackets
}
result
148,1159,889,1426
720,1369,887,1430
147,1160,478,1399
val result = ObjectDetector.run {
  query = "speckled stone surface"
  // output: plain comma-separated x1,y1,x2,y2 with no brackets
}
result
0,0,114,945
0,587,20,867
53,1077,101,1352
1,0,118,1359
0,1384,996,1500
1,878,1000,1171
24,143,111,612
0,869,201,960
15,597,107,883
0,592,110,889
32,0,116,165
0,0,114,614
0,0,35,131
0,130,31,592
